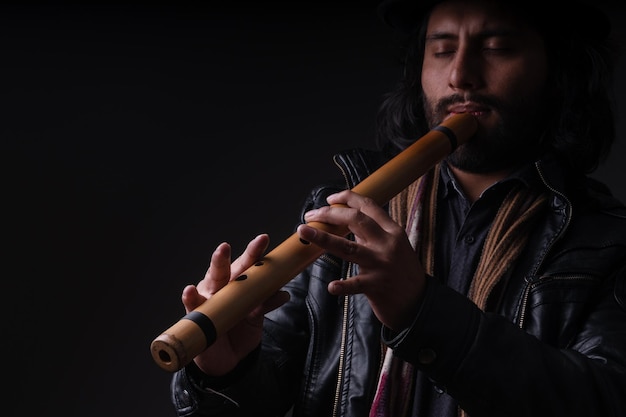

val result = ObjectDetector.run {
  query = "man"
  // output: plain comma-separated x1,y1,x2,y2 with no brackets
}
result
169,0,626,416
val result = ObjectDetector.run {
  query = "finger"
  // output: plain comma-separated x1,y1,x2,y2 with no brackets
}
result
297,223,370,263
328,277,366,296
230,234,270,278
200,242,233,294
304,204,387,247
326,191,401,233
181,284,206,313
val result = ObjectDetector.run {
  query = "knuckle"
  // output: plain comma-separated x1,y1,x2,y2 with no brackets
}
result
343,240,358,254
361,196,377,207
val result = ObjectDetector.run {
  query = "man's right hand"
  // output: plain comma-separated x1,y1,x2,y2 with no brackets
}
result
181,234,290,376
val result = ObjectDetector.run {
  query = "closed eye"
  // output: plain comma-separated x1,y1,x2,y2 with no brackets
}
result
482,47,513,56
433,50,456,58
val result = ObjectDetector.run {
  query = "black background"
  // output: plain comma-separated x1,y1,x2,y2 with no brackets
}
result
3,2,624,417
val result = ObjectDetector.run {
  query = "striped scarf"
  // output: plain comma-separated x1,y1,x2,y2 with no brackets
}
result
369,164,548,417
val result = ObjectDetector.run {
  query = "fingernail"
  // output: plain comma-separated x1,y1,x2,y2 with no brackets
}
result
298,224,317,240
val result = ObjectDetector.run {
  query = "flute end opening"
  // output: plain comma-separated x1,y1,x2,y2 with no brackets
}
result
150,333,187,372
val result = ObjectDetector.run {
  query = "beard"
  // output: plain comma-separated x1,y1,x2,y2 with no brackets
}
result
423,93,549,173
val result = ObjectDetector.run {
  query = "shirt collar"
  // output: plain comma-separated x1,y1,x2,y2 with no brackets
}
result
439,161,539,202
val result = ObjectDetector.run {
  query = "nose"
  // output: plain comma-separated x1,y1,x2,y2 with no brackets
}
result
449,48,483,91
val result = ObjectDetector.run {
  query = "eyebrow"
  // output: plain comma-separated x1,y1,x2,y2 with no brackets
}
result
425,28,519,42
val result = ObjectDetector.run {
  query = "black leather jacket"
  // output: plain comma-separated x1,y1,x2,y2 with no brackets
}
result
171,148,626,417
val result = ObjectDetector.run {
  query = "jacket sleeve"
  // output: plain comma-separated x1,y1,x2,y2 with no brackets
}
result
385,263,626,417
170,342,303,417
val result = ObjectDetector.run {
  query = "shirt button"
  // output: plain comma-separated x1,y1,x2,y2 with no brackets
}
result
418,348,437,365
464,234,475,244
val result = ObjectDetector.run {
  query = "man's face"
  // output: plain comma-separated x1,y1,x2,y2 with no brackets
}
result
421,0,550,173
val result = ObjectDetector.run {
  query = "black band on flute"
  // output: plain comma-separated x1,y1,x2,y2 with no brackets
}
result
183,311,217,347
433,125,458,152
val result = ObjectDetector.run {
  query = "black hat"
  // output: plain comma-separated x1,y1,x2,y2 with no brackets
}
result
377,0,611,42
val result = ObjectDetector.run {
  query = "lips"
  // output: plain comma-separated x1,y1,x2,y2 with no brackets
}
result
447,103,489,117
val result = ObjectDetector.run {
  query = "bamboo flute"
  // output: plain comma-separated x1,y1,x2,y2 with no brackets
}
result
151,113,477,372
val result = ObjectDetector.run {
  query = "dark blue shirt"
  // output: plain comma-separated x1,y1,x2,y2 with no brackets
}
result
413,161,539,417
434,162,538,296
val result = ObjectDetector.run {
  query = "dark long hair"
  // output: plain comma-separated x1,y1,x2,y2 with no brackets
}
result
375,4,618,174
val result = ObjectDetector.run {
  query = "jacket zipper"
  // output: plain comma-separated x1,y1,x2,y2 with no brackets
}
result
333,295,350,417
518,274,596,328
331,154,354,417
518,161,573,327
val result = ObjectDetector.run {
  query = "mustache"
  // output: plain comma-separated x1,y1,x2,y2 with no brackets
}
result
434,93,504,114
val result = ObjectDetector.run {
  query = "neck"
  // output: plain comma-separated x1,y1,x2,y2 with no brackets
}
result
448,165,512,203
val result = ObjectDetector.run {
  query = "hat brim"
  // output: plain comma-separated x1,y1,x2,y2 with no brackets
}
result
377,0,610,41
